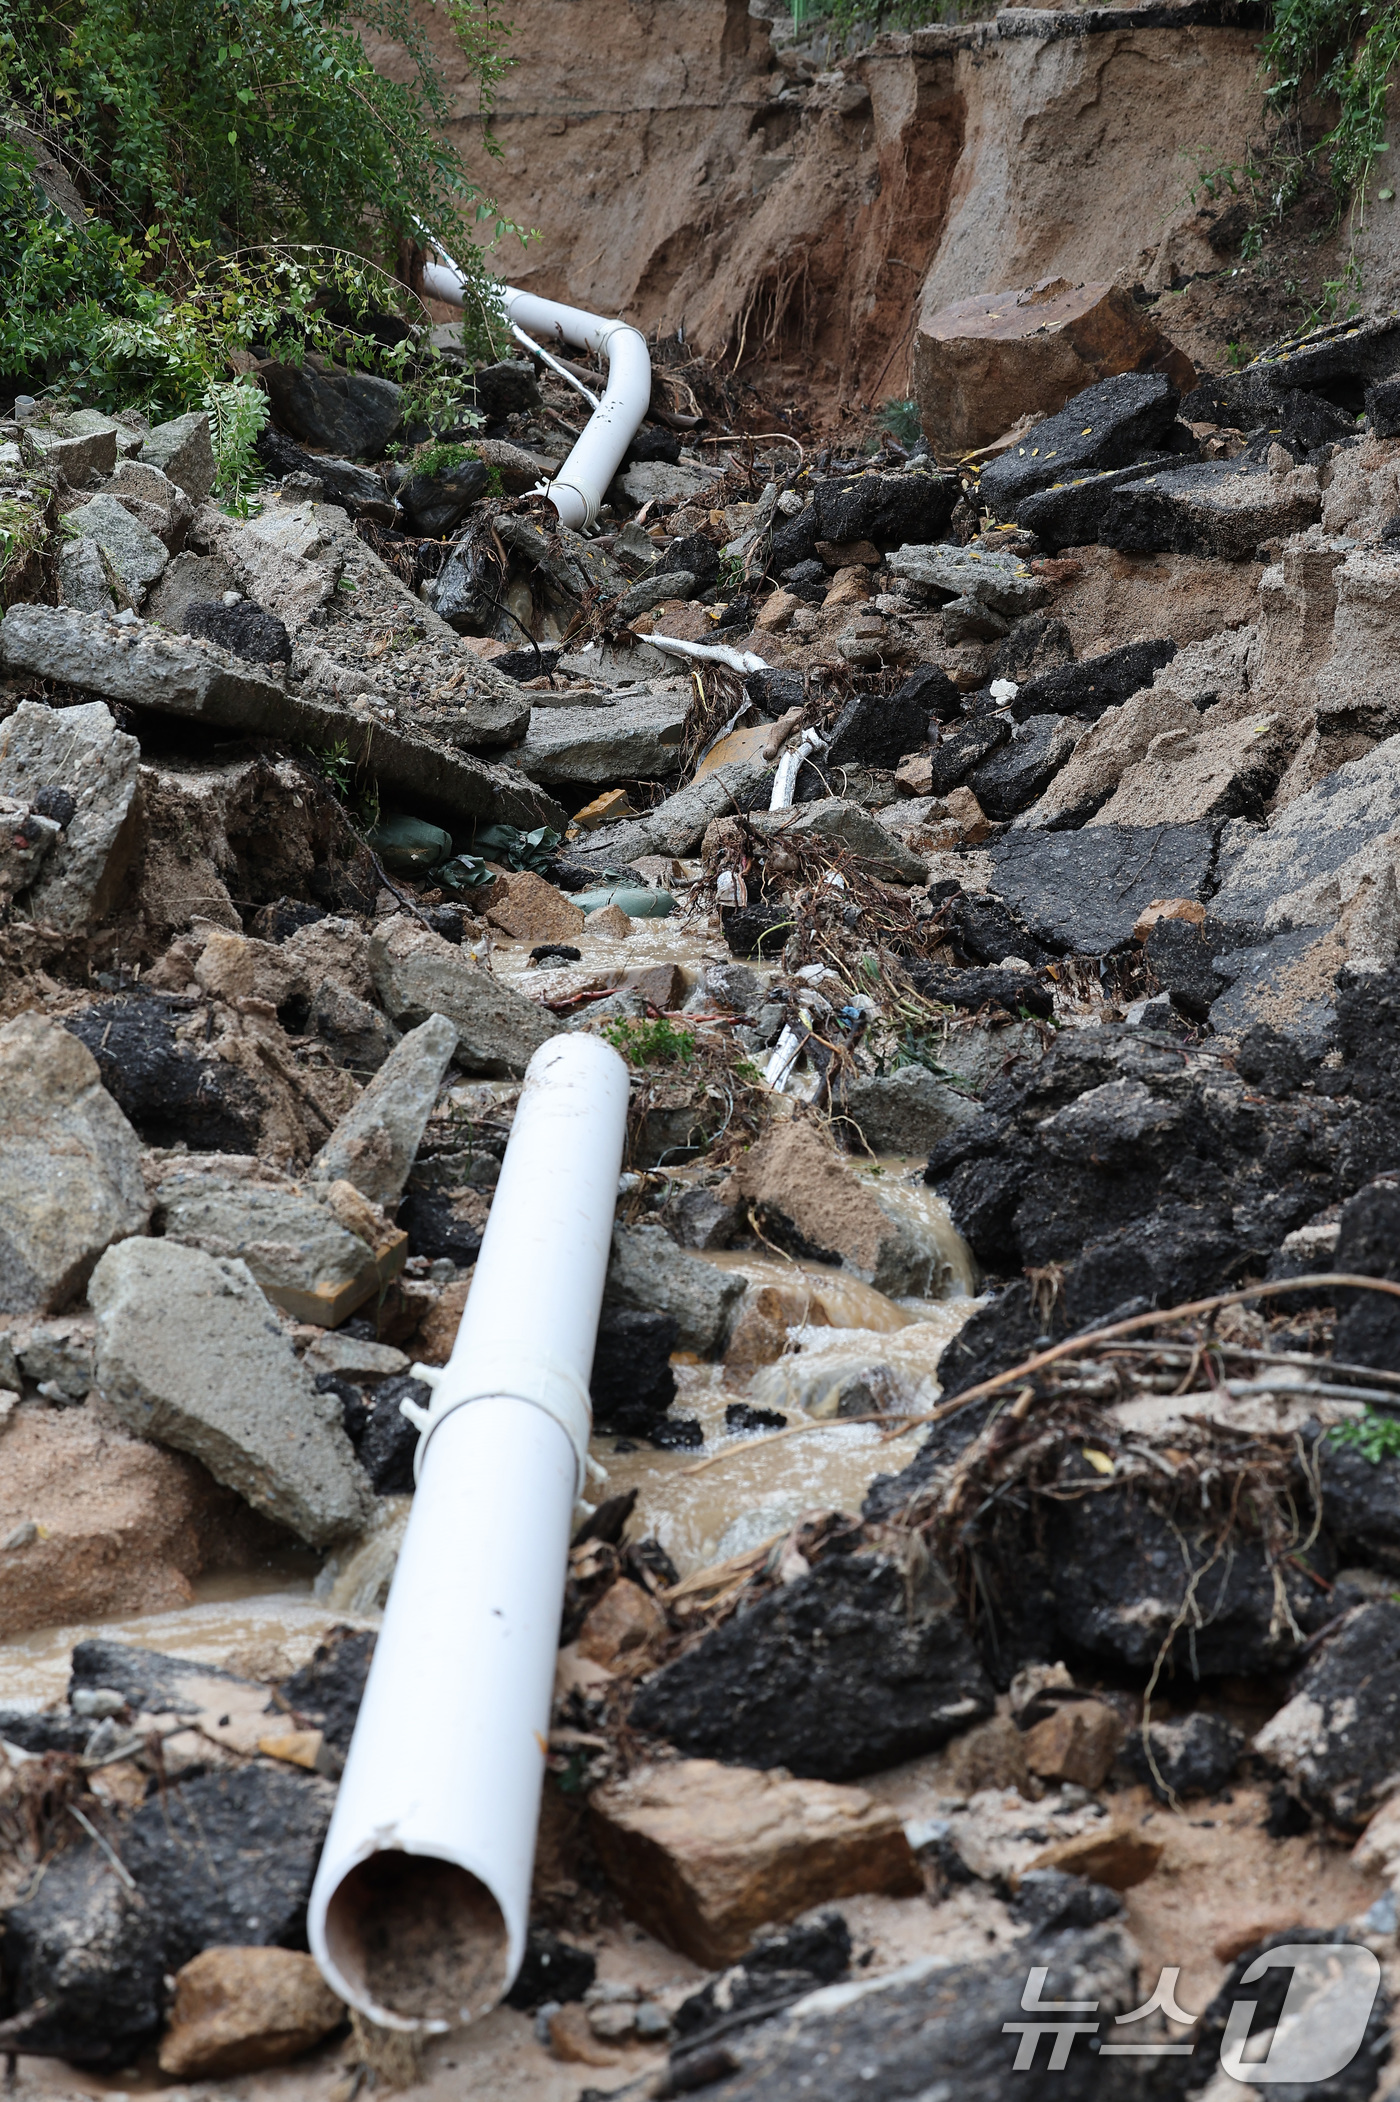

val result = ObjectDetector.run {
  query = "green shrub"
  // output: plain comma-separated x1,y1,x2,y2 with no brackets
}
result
0,0,517,415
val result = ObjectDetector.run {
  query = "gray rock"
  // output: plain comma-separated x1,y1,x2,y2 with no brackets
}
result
618,459,722,506
517,687,689,785
142,550,237,629
842,1066,979,1154
1100,456,1322,560
89,1238,370,1545
1254,1601,1400,1828
664,1185,743,1250
751,798,927,884
0,604,562,834
888,541,1050,618
0,700,140,931
988,822,1220,954
155,1170,388,1326
0,1013,149,1314
64,493,168,600
1213,732,1400,931
368,916,556,1076
20,422,117,485
140,412,216,505
606,1222,744,1356
0,798,60,902
58,536,115,614
614,570,697,622
308,980,401,1072
397,456,490,537
969,712,1081,821
260,362,403,461
1122,1711,1245,1800
309,1012,459,1206
16,1321,94,1400
107,460,192,551
688,1921,1138,2099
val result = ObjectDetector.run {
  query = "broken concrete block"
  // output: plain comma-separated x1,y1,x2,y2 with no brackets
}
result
517,686,690,786
1212,732,1400,932
575,750,775,866
751,798,926,884
64,492,169,600
913,277,1193,459
0,604,559,835
841,1065,979,1155
159,1947,344,2077
89,1238,371,1544
631,1554,994,1780
889,542,1049,619
1020,684,1200,829
988,822,1219,954
0,797,60,907
969,712,1082,820
21,420,117,484
368,917,555,1076
589,1757,920,1966
108,459,193,551
1090,708,1287,828
605,1222,744,1356
0,699,141,930
142,549,238,629
1100,457,1322,560
155,1168,406,1328
58,535,116,613
484,870,587,945
1254,1601,1400,1828
194,500,343,632
978,371,1181,515
308,1012,458,1207
141,411,217,505
0,1012,149,1313
724,1122,961,1297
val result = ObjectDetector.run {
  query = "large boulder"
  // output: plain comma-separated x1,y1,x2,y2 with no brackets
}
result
977,371,1181,515
912,276,1193,459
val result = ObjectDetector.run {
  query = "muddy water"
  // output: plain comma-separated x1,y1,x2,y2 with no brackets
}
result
0,1574,377,1709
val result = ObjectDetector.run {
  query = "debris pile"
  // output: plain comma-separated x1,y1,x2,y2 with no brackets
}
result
5,283,1400,2100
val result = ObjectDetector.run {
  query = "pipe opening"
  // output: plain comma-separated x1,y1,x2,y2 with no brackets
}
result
324,1852,509,2027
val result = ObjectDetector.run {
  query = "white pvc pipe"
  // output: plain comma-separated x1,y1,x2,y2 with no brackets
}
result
771,725,826,810
307,1033,630,2032
421,246,651,533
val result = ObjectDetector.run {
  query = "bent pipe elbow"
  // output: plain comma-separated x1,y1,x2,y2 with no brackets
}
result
419,253,652,532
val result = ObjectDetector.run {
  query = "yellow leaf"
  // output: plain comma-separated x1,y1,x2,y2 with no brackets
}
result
1082,1447,1115,1475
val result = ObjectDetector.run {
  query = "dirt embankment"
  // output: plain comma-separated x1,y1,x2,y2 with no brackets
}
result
368,0,1358,414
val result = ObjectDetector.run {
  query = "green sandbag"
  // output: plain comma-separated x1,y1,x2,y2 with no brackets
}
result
574,887,676,919
368,814,452,870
